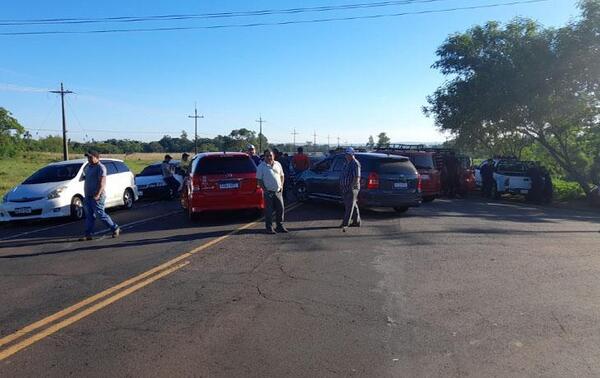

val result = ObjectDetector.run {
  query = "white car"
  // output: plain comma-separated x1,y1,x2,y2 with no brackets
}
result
0,158,138,222
475,159,532,198
135,161,184,199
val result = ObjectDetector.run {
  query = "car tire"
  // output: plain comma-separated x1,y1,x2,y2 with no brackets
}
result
492,183,501,199
70,196,84,220
123,188,134,209
422,195,436,203
393,206,409,214
295,182,308,202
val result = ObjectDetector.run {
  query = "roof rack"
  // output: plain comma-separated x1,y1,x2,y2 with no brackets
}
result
375,144,426,151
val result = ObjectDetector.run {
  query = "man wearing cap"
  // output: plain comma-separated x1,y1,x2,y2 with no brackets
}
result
247,144,261,166
161,155,180,199
81,151,120,240
339,147,361,232
256,149,288,234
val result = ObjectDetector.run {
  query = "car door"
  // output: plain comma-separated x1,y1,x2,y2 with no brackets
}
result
305,158,332,198
325,156,347,198
101,161,119,205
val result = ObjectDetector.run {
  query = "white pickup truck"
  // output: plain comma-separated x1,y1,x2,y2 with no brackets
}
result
475,160,532,198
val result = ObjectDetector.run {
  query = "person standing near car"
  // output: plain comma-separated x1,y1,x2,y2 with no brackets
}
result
339,147,361,232
481,159,495,198
80,151,120,241
257,149,288,234
161,155,180,199
247,144,261,166
179,153,191,174
292,146,310,174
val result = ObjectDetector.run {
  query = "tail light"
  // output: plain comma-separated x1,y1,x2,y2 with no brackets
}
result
192,176,201,192
367,172,379,190
417,175,422,193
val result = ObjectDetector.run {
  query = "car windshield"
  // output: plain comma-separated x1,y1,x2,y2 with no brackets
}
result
195,156,256,175
497,162,528,174
410,155,435,170
23,163,82,184
138,165,163,176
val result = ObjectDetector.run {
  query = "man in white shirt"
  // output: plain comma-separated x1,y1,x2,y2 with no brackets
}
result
256,149,288,234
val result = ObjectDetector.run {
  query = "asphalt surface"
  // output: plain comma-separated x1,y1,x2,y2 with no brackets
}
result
1,197,599,377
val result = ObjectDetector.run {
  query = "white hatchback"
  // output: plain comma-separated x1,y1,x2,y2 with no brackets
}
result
0,158,138,222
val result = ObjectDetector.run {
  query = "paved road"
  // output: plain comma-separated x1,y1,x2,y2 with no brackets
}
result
1,197,599,377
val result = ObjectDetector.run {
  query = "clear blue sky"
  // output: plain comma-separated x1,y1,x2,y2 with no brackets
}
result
0,0,580,145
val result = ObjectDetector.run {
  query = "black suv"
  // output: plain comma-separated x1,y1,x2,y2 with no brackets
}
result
295,152,422,213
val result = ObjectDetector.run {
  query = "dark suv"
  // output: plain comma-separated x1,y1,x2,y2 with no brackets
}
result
295,152,422,213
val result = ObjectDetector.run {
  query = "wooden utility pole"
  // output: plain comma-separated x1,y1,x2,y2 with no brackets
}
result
313,130,317,152
291,129,299,148
256,115,266,153
50,83,73,161
188,103,204,154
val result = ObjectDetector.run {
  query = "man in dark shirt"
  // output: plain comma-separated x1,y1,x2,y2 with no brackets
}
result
81,151,120,241
480,159,495,198
339,147,361,232
247,144,261,166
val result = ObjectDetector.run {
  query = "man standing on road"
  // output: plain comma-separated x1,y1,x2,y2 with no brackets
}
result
339,147,361,232
480,159,495,198
247,144,261,166
292,146,310,174
257,149,288,234
80,151,120,241
161,155,180,199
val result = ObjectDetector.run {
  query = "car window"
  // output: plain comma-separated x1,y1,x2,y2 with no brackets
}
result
114,161,131,173
138,164,162,176
373,159,416,175
195,156,256,175
497,162,527,174
331,157,346,172
410,155,435,170
23,163,83,184
313,159,331,172
103,162,119,175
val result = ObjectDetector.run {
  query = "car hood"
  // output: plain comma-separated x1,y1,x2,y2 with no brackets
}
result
5,181,71,201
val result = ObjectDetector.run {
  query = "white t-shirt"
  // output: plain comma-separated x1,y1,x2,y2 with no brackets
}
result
256,160,284,192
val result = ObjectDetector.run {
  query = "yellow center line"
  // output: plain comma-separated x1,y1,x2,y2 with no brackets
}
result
0,261,190,361
0,201,303,360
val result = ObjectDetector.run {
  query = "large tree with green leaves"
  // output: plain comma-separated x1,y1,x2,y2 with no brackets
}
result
0,107,25,157
425,0,600,194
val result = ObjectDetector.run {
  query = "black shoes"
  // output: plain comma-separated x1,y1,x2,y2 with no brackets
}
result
79,235,93,241
275,225,289,233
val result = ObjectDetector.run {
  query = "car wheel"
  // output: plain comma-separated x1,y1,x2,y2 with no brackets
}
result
393,206,409,214
123,188,134,209
422,195,436,203
70,196,84,220
295,182,308,202
491,183,501,199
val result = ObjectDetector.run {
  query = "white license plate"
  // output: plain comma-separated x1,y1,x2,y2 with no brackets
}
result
15,207,32,214
421,175,430,180
394,182,408,189
219,182,239,190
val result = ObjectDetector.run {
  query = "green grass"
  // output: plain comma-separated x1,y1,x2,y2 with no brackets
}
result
0,152,164,196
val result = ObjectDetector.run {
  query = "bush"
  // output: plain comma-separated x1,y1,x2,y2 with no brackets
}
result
553,178,586,202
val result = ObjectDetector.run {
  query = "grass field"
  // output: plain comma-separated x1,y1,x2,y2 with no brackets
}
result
0,152,174,195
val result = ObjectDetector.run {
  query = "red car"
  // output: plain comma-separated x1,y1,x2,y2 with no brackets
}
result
181,152,264,220
376,146,441,202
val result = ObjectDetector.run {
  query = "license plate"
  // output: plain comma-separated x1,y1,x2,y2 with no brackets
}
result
394,182,408,189
138,190,144,196
421,175,430,180
15,207,32,214
219,182,239,190
521,189,529,194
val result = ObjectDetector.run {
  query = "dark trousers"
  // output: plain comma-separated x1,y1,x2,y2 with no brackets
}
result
342,189,361,226
84,196,117,236
264,190,284,230
482,179,493,198
164,176,180,197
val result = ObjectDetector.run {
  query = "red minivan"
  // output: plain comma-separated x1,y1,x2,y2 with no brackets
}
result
181,152,264,220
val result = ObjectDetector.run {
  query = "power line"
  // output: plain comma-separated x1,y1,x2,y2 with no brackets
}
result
0,0,550,36
0,1,456,26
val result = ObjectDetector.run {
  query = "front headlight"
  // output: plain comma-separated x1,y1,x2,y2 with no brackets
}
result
48,186,68,199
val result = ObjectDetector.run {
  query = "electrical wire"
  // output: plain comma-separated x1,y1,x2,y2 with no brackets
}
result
0,0,549,36
0,0,458,26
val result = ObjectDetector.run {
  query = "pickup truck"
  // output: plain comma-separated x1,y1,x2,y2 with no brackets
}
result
475,160,532,198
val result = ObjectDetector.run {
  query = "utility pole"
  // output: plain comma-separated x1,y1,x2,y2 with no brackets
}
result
327,135,330,149
337,136,341,147
291,128,299,148
256,115,266,153
313,130,317,152
50,83,73,161
188,103,204,154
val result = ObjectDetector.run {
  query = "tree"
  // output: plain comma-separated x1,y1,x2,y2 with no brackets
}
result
0,107,25,157
367,135,375,149
376,132,390,148
424,1,600,194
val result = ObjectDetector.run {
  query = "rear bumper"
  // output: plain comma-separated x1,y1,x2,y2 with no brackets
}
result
189,192,265,212
138,186,169,198
358,190,422,208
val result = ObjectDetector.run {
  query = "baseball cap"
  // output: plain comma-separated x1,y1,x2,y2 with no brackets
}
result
247,144,255,150
85,150,99,158
345,147,355,155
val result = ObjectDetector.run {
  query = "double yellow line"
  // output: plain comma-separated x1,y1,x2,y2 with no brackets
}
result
0,202,301,361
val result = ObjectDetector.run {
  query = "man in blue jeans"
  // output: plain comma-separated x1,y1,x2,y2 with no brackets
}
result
80,150,120,241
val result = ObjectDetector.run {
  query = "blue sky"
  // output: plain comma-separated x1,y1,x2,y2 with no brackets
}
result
0,0,580,145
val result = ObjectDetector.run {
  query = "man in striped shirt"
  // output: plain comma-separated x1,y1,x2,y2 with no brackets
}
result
339,147,361,232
